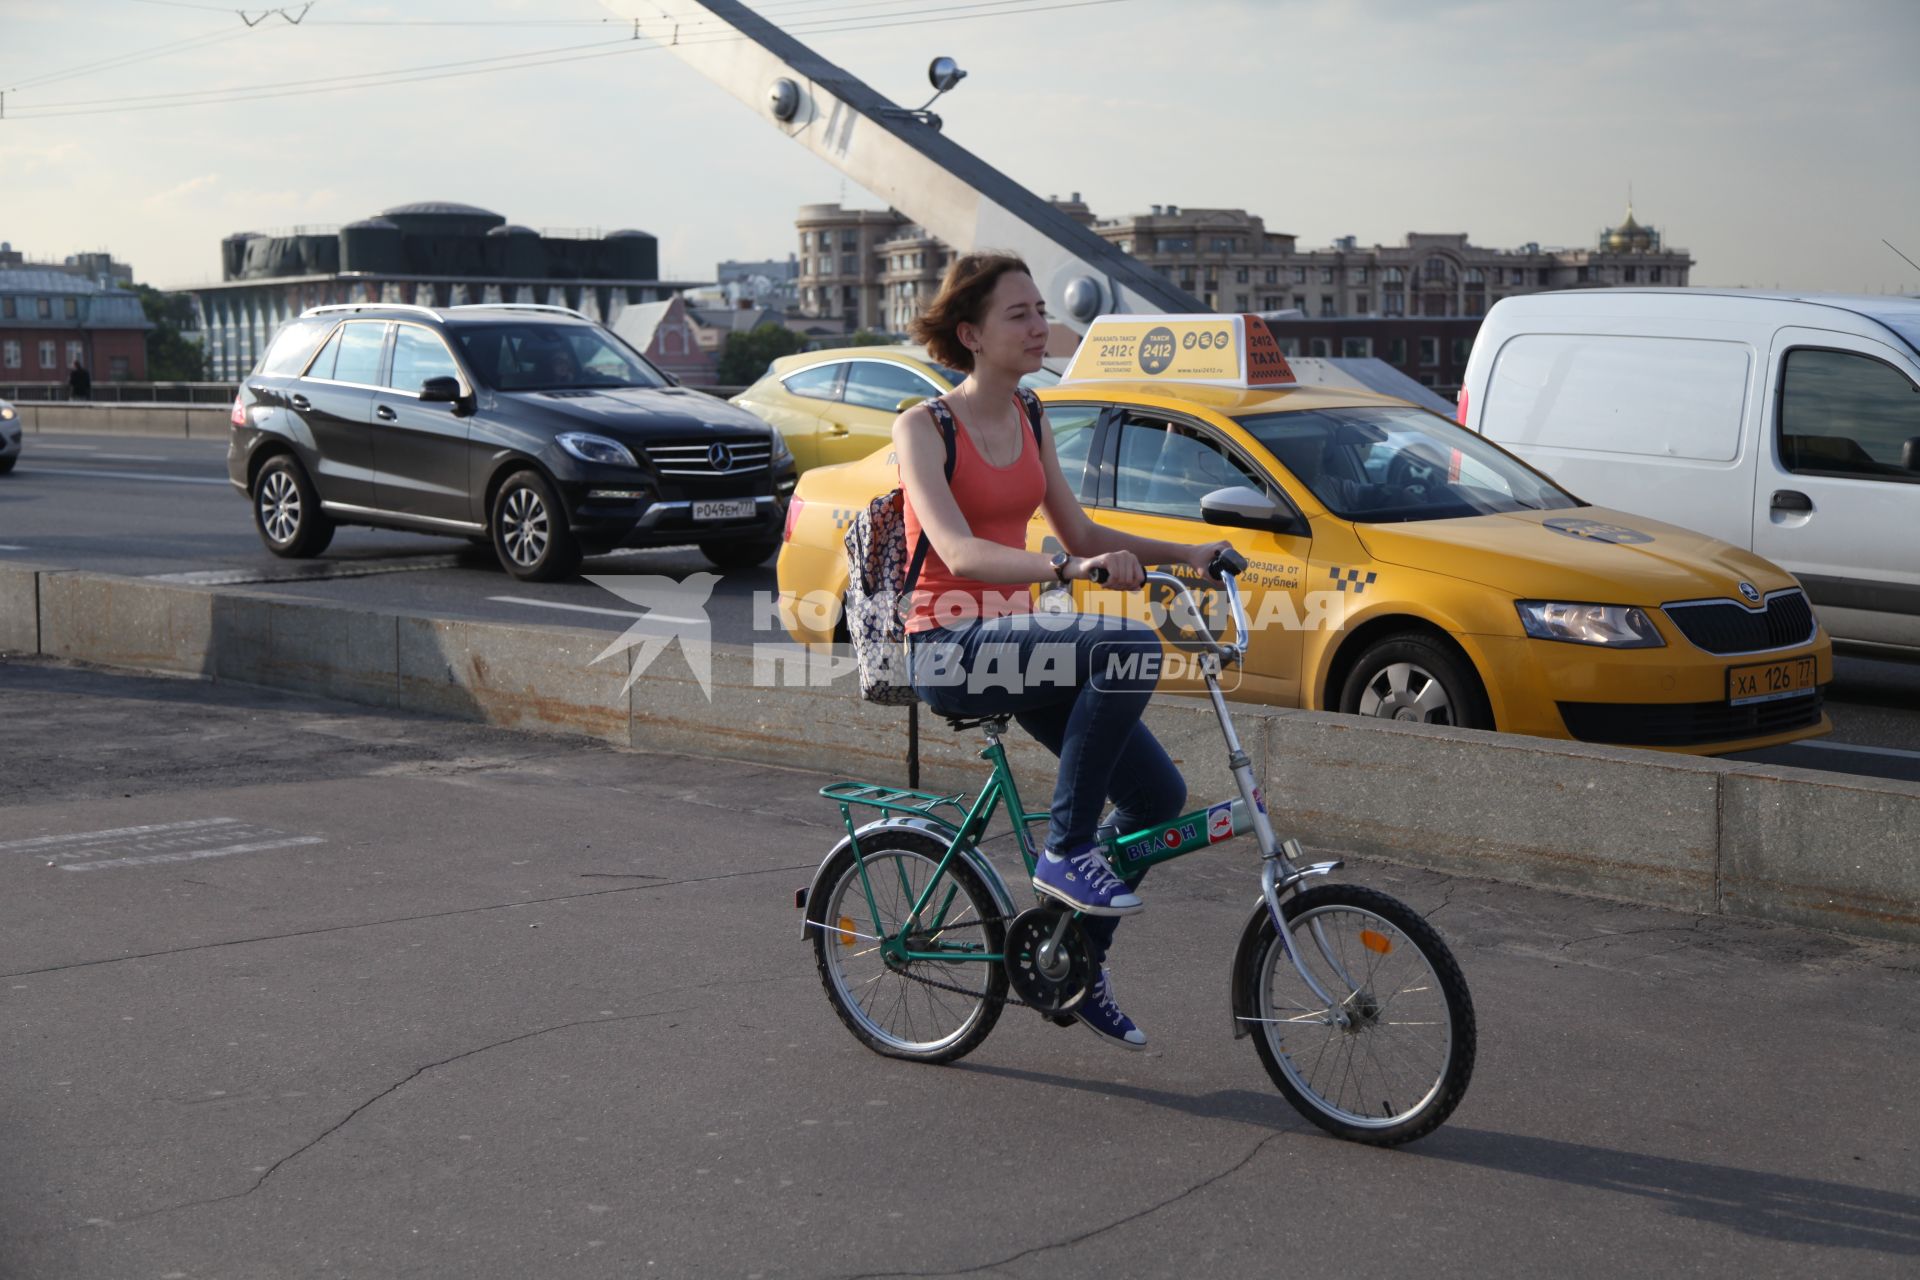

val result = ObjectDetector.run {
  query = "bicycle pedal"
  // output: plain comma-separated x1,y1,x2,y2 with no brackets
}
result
1046,1013,1077,1029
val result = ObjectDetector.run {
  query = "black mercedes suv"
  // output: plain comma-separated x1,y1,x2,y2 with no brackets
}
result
227,303,795,580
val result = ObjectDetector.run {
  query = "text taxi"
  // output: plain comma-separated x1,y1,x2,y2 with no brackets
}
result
776,314,1832,754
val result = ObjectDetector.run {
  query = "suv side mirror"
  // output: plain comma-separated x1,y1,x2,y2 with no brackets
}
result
1201,485,1307,536
419,376,463,403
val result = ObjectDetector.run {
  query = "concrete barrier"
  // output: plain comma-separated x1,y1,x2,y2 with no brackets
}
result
8,564,1918,943
21,403,228,438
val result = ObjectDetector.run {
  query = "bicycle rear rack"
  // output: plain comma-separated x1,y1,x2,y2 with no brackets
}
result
819,781,970,825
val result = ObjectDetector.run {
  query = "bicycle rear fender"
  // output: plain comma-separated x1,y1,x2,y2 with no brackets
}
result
799,815,1018,938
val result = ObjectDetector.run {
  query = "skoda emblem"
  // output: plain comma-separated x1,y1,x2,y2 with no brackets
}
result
1738,581,1762,605
708,442,733,472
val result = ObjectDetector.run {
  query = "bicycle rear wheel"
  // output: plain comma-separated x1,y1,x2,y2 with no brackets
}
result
811,831,1007,1064
1245,884,1474,1146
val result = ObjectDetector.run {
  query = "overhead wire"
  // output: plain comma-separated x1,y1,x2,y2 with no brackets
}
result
6,0,1139,120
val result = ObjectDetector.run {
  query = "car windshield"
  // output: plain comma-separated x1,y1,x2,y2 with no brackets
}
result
1238,405,1581,522
448,321,669,392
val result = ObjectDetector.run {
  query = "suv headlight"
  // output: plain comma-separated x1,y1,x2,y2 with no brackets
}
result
556,432,638,468
770,430,794,466
1516,601,1665,648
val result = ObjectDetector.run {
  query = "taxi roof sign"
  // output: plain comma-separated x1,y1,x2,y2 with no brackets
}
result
1060,313,1297,389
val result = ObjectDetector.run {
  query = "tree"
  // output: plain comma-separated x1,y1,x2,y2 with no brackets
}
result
847,329,891,347
132,284,207,382
716,324,805,386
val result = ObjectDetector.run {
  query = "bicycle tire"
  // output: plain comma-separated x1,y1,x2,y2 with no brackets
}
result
1245,884,1475,1146
811,830,1008,1064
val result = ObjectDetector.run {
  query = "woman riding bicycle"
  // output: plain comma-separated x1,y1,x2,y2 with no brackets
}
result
897,252,1229,1050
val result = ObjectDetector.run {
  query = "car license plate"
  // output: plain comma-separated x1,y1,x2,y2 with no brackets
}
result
692,499,755,521
1727,657,1817,706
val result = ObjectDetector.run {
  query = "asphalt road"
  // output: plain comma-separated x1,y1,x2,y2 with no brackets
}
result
1,659,1914,1279
1,432,1916,781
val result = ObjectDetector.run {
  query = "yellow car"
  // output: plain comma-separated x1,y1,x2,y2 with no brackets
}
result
775,315,1832,755
731,344,1056,474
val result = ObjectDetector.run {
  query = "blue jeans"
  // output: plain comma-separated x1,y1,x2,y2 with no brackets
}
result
910,612,1187,963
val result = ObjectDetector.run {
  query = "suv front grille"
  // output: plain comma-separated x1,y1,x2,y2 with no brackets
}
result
1663,591,1816,655
645,437,771,476
1557,690,1824,748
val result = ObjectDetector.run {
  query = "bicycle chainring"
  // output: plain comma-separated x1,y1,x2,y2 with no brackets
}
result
1003,907,1093,1014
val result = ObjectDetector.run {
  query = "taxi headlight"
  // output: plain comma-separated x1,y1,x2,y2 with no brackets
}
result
1516,601,1664,648
556,432,638,468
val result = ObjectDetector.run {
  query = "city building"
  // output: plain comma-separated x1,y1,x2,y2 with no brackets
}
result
180,202,703,380
792,199,1693,390
0,266,152,384
716,255,800,310
608,294,716,384
0,242,135,290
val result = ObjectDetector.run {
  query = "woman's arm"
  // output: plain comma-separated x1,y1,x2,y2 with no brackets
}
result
1035,415,1234,582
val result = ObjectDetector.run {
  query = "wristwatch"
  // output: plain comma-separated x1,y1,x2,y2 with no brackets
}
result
1049,552,1071,583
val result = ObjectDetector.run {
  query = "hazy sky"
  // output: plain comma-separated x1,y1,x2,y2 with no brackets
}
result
3,0,1916,294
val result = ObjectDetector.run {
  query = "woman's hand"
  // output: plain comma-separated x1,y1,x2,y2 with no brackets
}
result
1188,539,1236,582
1080,550,1145,591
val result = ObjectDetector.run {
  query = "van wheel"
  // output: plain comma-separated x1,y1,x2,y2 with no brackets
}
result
492,470,579,582
699,537,779,571
1338,633,1490,731
252,455,335,558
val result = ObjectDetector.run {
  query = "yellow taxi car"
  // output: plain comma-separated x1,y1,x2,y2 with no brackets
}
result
775,314,1832,754
731,344,1055,474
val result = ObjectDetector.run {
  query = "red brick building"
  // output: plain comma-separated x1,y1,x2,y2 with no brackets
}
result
0,269,152,385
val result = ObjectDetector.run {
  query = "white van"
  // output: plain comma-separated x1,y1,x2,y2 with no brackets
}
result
1458,290,1920,651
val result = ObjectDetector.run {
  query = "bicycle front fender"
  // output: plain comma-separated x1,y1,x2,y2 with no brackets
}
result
799,815,1017,939
1228,895,1272,1039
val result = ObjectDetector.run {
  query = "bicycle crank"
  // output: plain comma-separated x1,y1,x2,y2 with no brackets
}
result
1003,906,1093,1014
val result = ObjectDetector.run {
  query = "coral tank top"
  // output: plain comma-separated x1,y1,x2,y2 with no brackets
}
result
902,398,1045,633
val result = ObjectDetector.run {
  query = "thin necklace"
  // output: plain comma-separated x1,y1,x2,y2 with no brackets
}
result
951,389,1022,467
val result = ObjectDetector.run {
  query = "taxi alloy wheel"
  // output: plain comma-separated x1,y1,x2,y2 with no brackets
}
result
1340,633,1490,731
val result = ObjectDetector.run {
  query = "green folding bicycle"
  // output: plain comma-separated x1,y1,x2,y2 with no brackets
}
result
797,553,1476,1146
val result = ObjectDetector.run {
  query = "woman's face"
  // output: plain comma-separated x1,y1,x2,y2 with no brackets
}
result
961,270,1048,377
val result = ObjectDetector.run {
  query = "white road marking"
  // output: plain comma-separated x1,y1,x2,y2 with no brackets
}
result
21,466,226,486
61,836,326,872
488,595,704,624
29,443,99,452
0,817,240,852
1794,740,1920,762
88,453,170,462
0,544,28,551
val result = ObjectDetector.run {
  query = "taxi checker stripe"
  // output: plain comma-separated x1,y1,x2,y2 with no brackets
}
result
1329,566,1377,594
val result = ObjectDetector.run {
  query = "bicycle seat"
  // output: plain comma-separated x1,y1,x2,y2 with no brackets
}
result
939,712,1012,734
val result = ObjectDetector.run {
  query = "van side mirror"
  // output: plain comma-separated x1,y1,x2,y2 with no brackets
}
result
1902,436,1920,471
1200,485,1307,536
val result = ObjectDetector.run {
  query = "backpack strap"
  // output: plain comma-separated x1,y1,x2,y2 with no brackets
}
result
1015,385,1046,449
902,399,959,593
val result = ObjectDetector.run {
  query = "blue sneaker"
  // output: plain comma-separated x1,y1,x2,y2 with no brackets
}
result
1076,967,1147,1050
1032,847,1145,916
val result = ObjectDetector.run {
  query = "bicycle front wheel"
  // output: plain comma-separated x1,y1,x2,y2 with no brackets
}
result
1246,884,1475,1146
811,832,1007,1064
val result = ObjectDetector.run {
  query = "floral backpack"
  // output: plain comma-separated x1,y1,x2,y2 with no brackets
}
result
842,390,1044,706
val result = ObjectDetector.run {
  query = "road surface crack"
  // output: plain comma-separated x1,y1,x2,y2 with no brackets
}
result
1,861,815,980
837,1129,1289,1279
111,1009,688,1226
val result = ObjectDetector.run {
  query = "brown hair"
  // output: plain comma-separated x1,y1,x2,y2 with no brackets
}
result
908,252,1032,371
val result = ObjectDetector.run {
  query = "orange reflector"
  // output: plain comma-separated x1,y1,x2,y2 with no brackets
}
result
836,916,857,946
1359,928,1393,955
